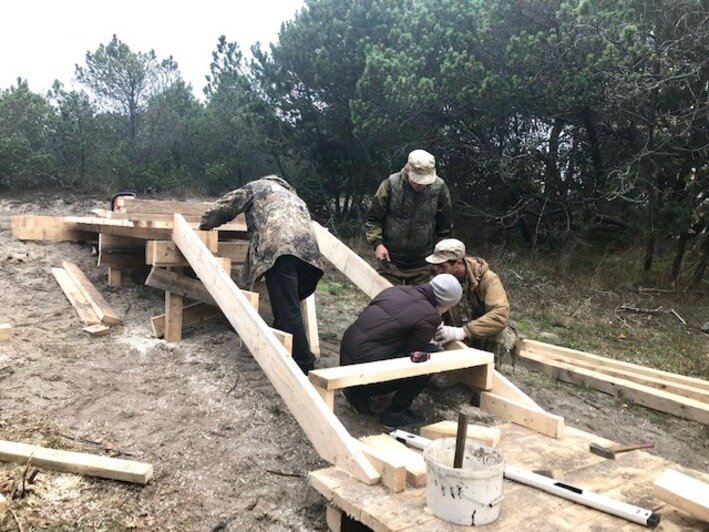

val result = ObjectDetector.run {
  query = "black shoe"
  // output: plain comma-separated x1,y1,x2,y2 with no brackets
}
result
342,390,375,416
379,409,425,429
298,361,315,375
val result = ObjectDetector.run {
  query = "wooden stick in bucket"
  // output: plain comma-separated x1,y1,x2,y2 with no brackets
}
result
453,412,469,468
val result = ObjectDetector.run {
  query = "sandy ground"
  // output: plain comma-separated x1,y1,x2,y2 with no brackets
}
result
0,194,707,531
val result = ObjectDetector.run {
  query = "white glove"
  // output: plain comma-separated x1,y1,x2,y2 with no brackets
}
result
434,325,467,344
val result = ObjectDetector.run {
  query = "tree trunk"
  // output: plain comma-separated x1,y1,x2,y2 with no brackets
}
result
643,234,655,272
689,232,708,287
670,230,690,282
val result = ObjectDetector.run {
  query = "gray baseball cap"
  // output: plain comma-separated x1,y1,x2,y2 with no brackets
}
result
425,238,466,264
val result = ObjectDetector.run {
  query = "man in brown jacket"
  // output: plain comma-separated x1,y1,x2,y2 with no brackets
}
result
426,239,520,365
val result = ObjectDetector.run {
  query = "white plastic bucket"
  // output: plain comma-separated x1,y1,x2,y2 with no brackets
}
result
423,438,505,526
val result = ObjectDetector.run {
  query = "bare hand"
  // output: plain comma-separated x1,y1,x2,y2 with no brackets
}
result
375,244,391,262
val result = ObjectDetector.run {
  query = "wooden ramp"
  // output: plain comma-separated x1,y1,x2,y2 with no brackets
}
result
311,423,709,531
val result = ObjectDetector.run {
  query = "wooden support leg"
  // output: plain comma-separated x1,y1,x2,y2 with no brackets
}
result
301,293,320,358
326,504,342,532
164,267,183,343
107,267,122,287
315,386,335,410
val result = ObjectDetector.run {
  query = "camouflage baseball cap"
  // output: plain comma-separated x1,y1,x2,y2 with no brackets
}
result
425,238,466,264
407,149,437,185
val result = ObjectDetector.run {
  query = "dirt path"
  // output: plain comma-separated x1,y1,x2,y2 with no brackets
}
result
0,194,706,531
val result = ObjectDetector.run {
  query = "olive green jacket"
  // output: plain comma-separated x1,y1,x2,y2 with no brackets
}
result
365,169,453,268
446,257,510,339
200,176,323,289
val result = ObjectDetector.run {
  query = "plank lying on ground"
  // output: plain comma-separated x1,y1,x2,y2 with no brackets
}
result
52,268,102,325
83,324,111,337
520,349,709,424
522,350,709,403
309,348,493,390
359,435,426,487
524,339,709,392
145,266,247,306
653,469,709,522
0,493,6,512
0,440,153,484
420,421,501,448
0,323,12,342
11,215,96,242
172,214,379,485
62,261,122,325
480,391,565,439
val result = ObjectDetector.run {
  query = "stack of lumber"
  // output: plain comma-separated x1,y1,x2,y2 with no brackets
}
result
520,339,709,424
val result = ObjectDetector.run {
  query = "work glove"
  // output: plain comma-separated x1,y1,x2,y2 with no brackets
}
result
434,325,467,344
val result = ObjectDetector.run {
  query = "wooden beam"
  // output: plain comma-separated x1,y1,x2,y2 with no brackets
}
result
420,421,501,448
172,213,379,485
61,261,122,325
107,268,122,288
145,240,232,269
146,267,257,308
0,493,6,513
520,350,709,424
524,339,709,392
653,469,709,522
0,439,153,484
217,241,249,263
83,324,111,337
301,293,320,358
52,268,102,325
122,198,214,216
11,215,95,242
480,392,565,439
65,216,234,242
164,267,183,343
0,324,12,342
308,348,493,391
312,221,391,299
358,435,426,487
355,440,407,493
326,504,342,532
98,233,146,269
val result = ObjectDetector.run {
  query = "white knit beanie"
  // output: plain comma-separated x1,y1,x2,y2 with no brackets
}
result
430,273,462,307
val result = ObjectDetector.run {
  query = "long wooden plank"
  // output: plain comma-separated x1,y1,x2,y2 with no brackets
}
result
145,240,232,269
0,440,153,484
523,350,709,403
0,323,12,342
480,392,565,439
524,339,709,392
217,241,249,263
52,268,102,325
520,350,709,424
65,216,235,242
61,261,122,325
172,214,379,484
308,348,493,390
420,421,501,448
11,215,95,242
122,198,214,216
312,221,391,299
653,469,709,522
358,435,426,487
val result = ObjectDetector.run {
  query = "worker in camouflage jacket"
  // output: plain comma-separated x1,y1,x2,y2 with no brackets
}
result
365,149,453,285
199,175,324,374
426,238,521,366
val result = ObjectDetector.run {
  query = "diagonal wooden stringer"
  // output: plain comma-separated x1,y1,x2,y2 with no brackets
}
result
172,214,380,485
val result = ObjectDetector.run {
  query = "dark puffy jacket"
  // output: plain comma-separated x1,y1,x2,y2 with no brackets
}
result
340,284,442,366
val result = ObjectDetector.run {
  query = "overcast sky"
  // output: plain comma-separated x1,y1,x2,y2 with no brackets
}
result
0,0,304,97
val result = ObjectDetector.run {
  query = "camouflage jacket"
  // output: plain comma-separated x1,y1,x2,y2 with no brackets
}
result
365,169,452,268
200,176,324,289
445,257,510,339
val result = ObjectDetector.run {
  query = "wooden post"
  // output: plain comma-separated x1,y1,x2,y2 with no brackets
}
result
107,267,122,288
301,293,320,358
164,267,183,343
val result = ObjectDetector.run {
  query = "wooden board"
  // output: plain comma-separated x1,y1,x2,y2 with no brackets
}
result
358,435,426,487
145,267,245,306
355,440,407,493
524,339,709,392
83,324,111,337
0,323,12,342
420,421,501,448
301,293,320,358
309,349,493,391
0,493,6,513
653,468,709,522
311,424,709,531
65,216,235,242
217,241,249,263
480,391,565,439
52,268,102,325
520,349,709,424
164,266,183,343
172,214,379,485
62,261,122,324
0,440,153,484
122,198,216,217
145,240,232,270
11,215,96,242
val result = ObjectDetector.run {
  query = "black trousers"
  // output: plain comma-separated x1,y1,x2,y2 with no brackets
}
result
264,255,322,371
345,344,440,412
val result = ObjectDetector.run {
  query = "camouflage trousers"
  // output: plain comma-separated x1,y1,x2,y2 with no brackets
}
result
469,324,522,367
377,261,432,286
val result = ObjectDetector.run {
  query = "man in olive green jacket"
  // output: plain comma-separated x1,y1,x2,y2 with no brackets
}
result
365,149,453,285
426,238,521,365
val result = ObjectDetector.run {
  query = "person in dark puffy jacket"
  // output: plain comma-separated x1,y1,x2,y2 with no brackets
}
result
339,274,462,428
